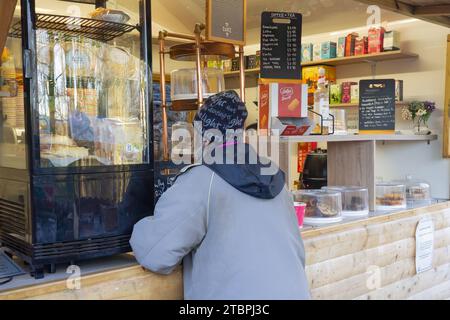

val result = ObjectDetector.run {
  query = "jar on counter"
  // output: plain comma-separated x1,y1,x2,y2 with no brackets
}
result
323,186,369,218
395,176,432,207
376,183,407,211
293,190,343,226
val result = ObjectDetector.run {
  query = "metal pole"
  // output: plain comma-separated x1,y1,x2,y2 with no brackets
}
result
239,45,246,103
194,23,205,109
159,31,169,161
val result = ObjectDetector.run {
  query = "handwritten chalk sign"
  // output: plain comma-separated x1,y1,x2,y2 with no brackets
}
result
359,79,396,134
260,12,302,81
206,0,246,46
416,218,434,274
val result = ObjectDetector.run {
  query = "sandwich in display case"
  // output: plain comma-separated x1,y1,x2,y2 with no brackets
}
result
0,0,154,278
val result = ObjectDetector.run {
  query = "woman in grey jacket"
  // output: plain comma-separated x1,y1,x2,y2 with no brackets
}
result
130,91,310,300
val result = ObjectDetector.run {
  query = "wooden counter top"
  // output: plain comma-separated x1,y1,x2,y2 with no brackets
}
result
303,201,450,300
0,258,183,300
301,201,450,239
1,202,449,300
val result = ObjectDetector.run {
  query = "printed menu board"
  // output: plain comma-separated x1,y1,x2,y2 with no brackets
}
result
260,12,302,80
206,0,246,45
415,218,434,274
359,79,396,134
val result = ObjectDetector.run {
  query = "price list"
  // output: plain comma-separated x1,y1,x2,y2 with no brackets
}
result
359,79,396,133
260,12,302,80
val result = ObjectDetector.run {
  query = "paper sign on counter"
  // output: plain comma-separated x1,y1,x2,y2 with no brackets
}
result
415,217,434,274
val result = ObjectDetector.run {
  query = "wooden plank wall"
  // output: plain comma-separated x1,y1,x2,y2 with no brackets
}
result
303,202,450,300
2,204,450,300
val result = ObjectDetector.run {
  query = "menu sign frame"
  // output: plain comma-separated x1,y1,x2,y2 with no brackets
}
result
415,217,435,274
260,11,302,81
359,79,396,134
206,0,247,46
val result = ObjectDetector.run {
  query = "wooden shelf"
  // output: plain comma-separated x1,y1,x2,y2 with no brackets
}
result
330,102,407,108
224,50,418,80
152,73,171,83
279,134,438,211
279,134,438,144
302,50,418,67
224,68,260,78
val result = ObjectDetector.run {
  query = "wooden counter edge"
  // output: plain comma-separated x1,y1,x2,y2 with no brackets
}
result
0,263,183,300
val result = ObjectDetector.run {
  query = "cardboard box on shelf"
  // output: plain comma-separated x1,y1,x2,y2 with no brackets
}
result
313,43,322,61
330,84,342,105
302,65,337,105
342,81,357,104
302,43,313,63
258,81,309,136
345,33,358,56
384,31,400,51
368,27,385,54
355,37,368,55
351,84,359,104
321,41,337,60
337,37,346,58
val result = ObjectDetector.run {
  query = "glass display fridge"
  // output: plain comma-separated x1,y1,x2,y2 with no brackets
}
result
0,0,153,278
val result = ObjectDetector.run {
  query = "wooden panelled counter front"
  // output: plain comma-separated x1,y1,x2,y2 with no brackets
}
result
1,202,450,300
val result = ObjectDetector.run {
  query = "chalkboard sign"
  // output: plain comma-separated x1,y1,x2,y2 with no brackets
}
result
206,0,246,46
260,12,302,81
359,79,396,134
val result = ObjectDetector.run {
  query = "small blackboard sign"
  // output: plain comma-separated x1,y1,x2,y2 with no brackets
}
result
359,79,396,134
206,0,246,46
260,12,302,81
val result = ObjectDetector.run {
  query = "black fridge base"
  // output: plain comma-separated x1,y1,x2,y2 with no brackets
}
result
1,234,133,279
0,169,154,279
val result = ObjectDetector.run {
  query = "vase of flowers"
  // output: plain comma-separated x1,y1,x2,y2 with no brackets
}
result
401,101,436,135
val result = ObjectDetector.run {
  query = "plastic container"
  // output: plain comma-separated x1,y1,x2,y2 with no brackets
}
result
293,190,343,225
330,109,347,135
323,186,369,217
376,183,407,211
171,67,225,111
396,176,432,207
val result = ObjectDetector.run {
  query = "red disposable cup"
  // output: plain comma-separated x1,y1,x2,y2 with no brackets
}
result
294,202,307,228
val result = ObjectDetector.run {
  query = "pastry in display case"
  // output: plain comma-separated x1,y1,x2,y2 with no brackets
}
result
376,183,407,211
323,186,369,217
395,176,432,207
293,190,343,225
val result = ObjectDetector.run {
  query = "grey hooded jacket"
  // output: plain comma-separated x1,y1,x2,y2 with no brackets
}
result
130,145,310,300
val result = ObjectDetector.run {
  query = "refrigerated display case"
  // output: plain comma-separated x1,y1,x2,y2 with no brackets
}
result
0,0,153,278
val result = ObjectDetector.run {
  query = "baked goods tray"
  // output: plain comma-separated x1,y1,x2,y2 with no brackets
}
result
8,13,139,42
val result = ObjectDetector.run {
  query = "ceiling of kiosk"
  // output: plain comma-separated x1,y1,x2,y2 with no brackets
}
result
153,0,409,44
22,0,411,45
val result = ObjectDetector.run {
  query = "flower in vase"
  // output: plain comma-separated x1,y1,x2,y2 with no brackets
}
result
416,109,427,117
424,101,436,113
401,107,413,121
